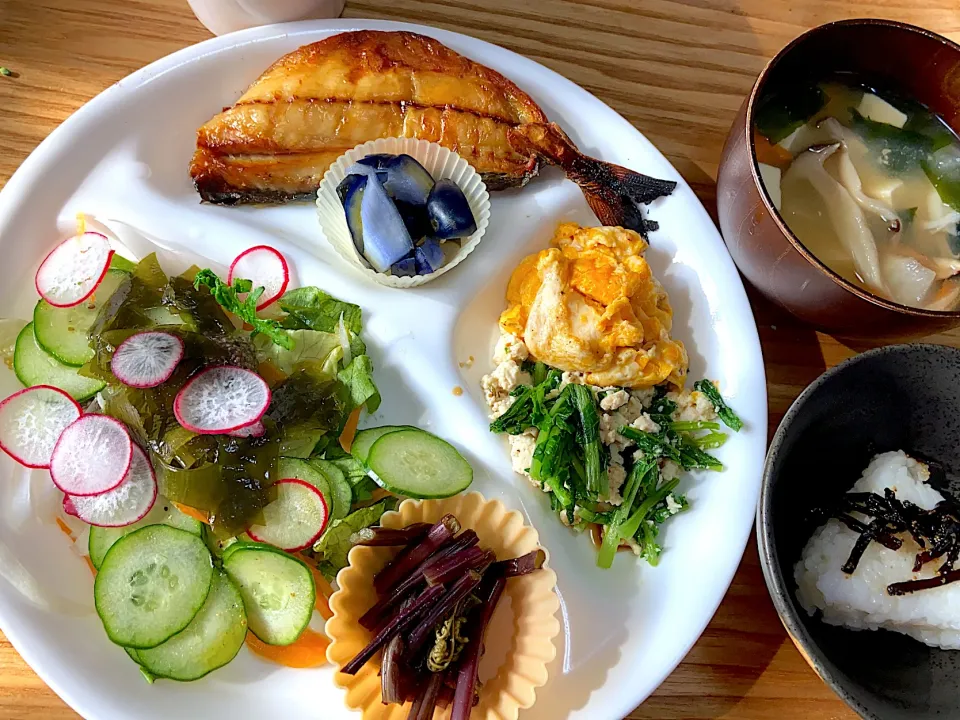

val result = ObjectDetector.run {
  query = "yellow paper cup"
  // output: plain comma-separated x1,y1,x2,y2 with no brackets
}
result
326,492,560,720
315,138,491,288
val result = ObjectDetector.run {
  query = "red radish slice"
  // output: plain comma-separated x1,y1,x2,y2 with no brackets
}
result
173,366,270,435
66,445,157,527
247,478,329,551
35,232,115,308
50,415,132,496
0,386,82,468
111,331,184,388
62,495,79,518
227,420,266,438
227,245,290,310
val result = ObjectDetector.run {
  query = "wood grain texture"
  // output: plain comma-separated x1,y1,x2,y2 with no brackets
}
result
2,0,960,718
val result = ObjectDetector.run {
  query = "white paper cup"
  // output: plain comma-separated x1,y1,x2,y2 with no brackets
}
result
315,138,491,288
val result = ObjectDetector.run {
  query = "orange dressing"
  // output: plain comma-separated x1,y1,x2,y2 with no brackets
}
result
339,407,362,452
245,629,329,668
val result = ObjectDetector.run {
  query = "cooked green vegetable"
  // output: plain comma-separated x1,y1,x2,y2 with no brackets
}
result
597,459,655,569
754,83,826,143
570,384,605,497
693,379,743,431
193,269,293,349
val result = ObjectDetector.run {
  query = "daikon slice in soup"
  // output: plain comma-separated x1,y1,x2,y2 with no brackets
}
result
753,77,960,312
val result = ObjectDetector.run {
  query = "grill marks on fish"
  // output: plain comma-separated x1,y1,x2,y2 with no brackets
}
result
190,30,677,236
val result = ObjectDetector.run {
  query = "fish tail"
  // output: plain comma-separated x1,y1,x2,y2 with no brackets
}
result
508,123,676,237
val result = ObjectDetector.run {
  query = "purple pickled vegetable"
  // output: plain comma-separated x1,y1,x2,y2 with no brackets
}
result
396,200,432,240
345,164,414,272
353,154,436,207
451,573,506,720
408,569,486,654
350,523,433,547
407,671,443,720
336,174,367,260
427,179,477,240
423,547,491,586
391,255,417,277
380,630,406,704
342,583,444,676
362,529,480,630
414,238,445,275
493,549,547,577
374,514,460,595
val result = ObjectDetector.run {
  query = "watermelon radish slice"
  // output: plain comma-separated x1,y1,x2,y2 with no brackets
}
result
65,444,157,527
35,232,115,308
227,245,289,310
50,415,132,496
247,478,329,552
111,331,184,388
0,386,82,468
173,366,270,435
227,420,266,438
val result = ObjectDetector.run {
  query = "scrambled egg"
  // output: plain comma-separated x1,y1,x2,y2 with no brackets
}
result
499,223,688,388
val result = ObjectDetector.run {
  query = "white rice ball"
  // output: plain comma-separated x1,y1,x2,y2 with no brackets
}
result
794,450,960,649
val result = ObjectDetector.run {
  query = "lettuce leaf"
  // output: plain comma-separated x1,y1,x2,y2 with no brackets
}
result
254,329,342,377
338,354,381,414
314,498,396,578
279,287,363,334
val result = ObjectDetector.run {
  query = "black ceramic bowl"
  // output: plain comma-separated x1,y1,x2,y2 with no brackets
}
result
759,344,960,719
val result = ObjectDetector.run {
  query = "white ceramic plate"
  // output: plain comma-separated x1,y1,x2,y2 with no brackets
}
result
0,19,767,720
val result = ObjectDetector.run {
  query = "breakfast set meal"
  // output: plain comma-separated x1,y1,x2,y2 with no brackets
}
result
3,15,960,720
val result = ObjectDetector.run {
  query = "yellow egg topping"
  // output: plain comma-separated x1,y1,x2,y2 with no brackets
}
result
499,222,688,388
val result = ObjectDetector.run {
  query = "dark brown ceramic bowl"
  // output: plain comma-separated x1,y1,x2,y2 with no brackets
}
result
717,19,960,340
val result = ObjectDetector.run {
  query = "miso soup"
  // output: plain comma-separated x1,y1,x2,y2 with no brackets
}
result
754,76,960,311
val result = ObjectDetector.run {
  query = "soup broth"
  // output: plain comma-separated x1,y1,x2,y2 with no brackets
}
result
754,76,960,311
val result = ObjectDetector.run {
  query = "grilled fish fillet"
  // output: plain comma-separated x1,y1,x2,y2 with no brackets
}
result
190,30,676,235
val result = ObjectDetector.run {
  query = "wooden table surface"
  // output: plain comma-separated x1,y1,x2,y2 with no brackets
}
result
2,0,960,718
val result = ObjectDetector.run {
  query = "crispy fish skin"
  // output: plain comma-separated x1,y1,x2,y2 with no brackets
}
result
190,30,676,237
190,30,544,204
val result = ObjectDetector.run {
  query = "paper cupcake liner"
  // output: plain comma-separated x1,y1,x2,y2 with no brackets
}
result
315,138,491,288
326,492,560,720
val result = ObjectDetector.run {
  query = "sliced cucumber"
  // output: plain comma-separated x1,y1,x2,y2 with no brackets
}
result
278,456,333,513
34,269,128,366
309,458,352,521
136,569,247,681
124,647,141,664
13,322,105,401
223,544,314,646
94,525,214,649
89,502,203,570
367,429,473,499
351,425,415,464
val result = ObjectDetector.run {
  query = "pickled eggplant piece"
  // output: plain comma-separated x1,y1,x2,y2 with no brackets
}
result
337,173,367,259
391,256,417,277
427,180,477,240
341,165,414,272
353,154,435,207
395,200,431,241
415,238,445,275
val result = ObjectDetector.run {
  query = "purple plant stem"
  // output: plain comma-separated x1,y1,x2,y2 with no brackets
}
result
450,574,507,720
374,514,460,595
493,548,546,577
350,523,433,547
407,569,485,654
341,584,445,676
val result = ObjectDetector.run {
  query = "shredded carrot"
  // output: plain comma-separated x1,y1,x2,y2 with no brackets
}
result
753,130,794,169
245,628,329,668
257,360,287,388
84,556,96,577
171,502,210,525
339,407,362,452
55,517,76,542
369,488,391,504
